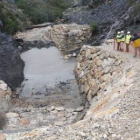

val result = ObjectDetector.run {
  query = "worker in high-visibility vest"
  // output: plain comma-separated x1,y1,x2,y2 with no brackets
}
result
125,31,132,52
131,33,140,57
114,31,121,51
120,31,125,51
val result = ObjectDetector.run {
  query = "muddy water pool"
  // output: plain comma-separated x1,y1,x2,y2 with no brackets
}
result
20,47,83,108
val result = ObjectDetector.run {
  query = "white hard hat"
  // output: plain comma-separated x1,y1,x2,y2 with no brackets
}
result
127,31,130,34
121,31,124,33
117,31,121,34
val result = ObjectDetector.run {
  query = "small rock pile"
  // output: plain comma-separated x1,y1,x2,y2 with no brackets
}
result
74,45,123,102
0,80,12,113
0,80,12,130
4,104,84,131
48,24,91,52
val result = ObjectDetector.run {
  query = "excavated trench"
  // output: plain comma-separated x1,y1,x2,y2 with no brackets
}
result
2,45,86,132
0,24,91,134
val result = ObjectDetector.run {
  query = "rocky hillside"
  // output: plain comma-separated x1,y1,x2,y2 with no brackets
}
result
15,0,70,24
62,0,140,45
0,0,70,34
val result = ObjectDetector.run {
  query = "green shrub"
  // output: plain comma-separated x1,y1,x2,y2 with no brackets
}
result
16,0,70,24
126,0,136,8
2,11,23,34
133,2,140,15
90,21,98,33
0,1,28,34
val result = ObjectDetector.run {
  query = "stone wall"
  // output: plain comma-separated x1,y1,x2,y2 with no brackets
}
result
48,24,91,52
15,24,91,52
74,45,124,102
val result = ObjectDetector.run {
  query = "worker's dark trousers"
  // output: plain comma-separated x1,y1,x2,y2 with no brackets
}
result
117,42,121,51
120,41,124,51
126,43,130,52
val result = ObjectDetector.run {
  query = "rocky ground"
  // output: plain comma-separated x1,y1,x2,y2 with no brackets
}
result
1,42,140,139
44,44,140,140
4,99,85,131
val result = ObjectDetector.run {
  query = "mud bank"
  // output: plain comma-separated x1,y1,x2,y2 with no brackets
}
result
16,39,55,53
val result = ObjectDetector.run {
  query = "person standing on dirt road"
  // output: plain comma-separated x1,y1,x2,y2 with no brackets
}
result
119,31,125,52
114,31,121,51
125,31,132,52
131,33,140,57
138,32,140,37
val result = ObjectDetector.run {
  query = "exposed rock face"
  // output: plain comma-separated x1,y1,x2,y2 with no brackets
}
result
48,24,91,52
0,32,24,90
74,45,123,102
62,0,140,45
63,0,127,25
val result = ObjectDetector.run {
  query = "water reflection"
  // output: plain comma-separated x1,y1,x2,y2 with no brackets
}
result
20,47,76,98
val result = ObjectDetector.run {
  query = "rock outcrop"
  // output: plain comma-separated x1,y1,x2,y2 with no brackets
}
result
0,32,24,90
62,0,140,45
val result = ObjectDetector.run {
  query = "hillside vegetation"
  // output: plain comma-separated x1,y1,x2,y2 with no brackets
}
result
15,0,70,24
0,0,29,34
0,0,70,34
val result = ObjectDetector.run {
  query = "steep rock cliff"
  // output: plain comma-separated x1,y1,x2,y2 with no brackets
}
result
63,0,140,45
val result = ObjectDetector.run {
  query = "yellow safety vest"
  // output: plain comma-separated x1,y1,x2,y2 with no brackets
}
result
116,35,121,42
120,34,125,42
125,35,131,44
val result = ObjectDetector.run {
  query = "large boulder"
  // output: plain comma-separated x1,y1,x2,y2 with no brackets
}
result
0,32,24,90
